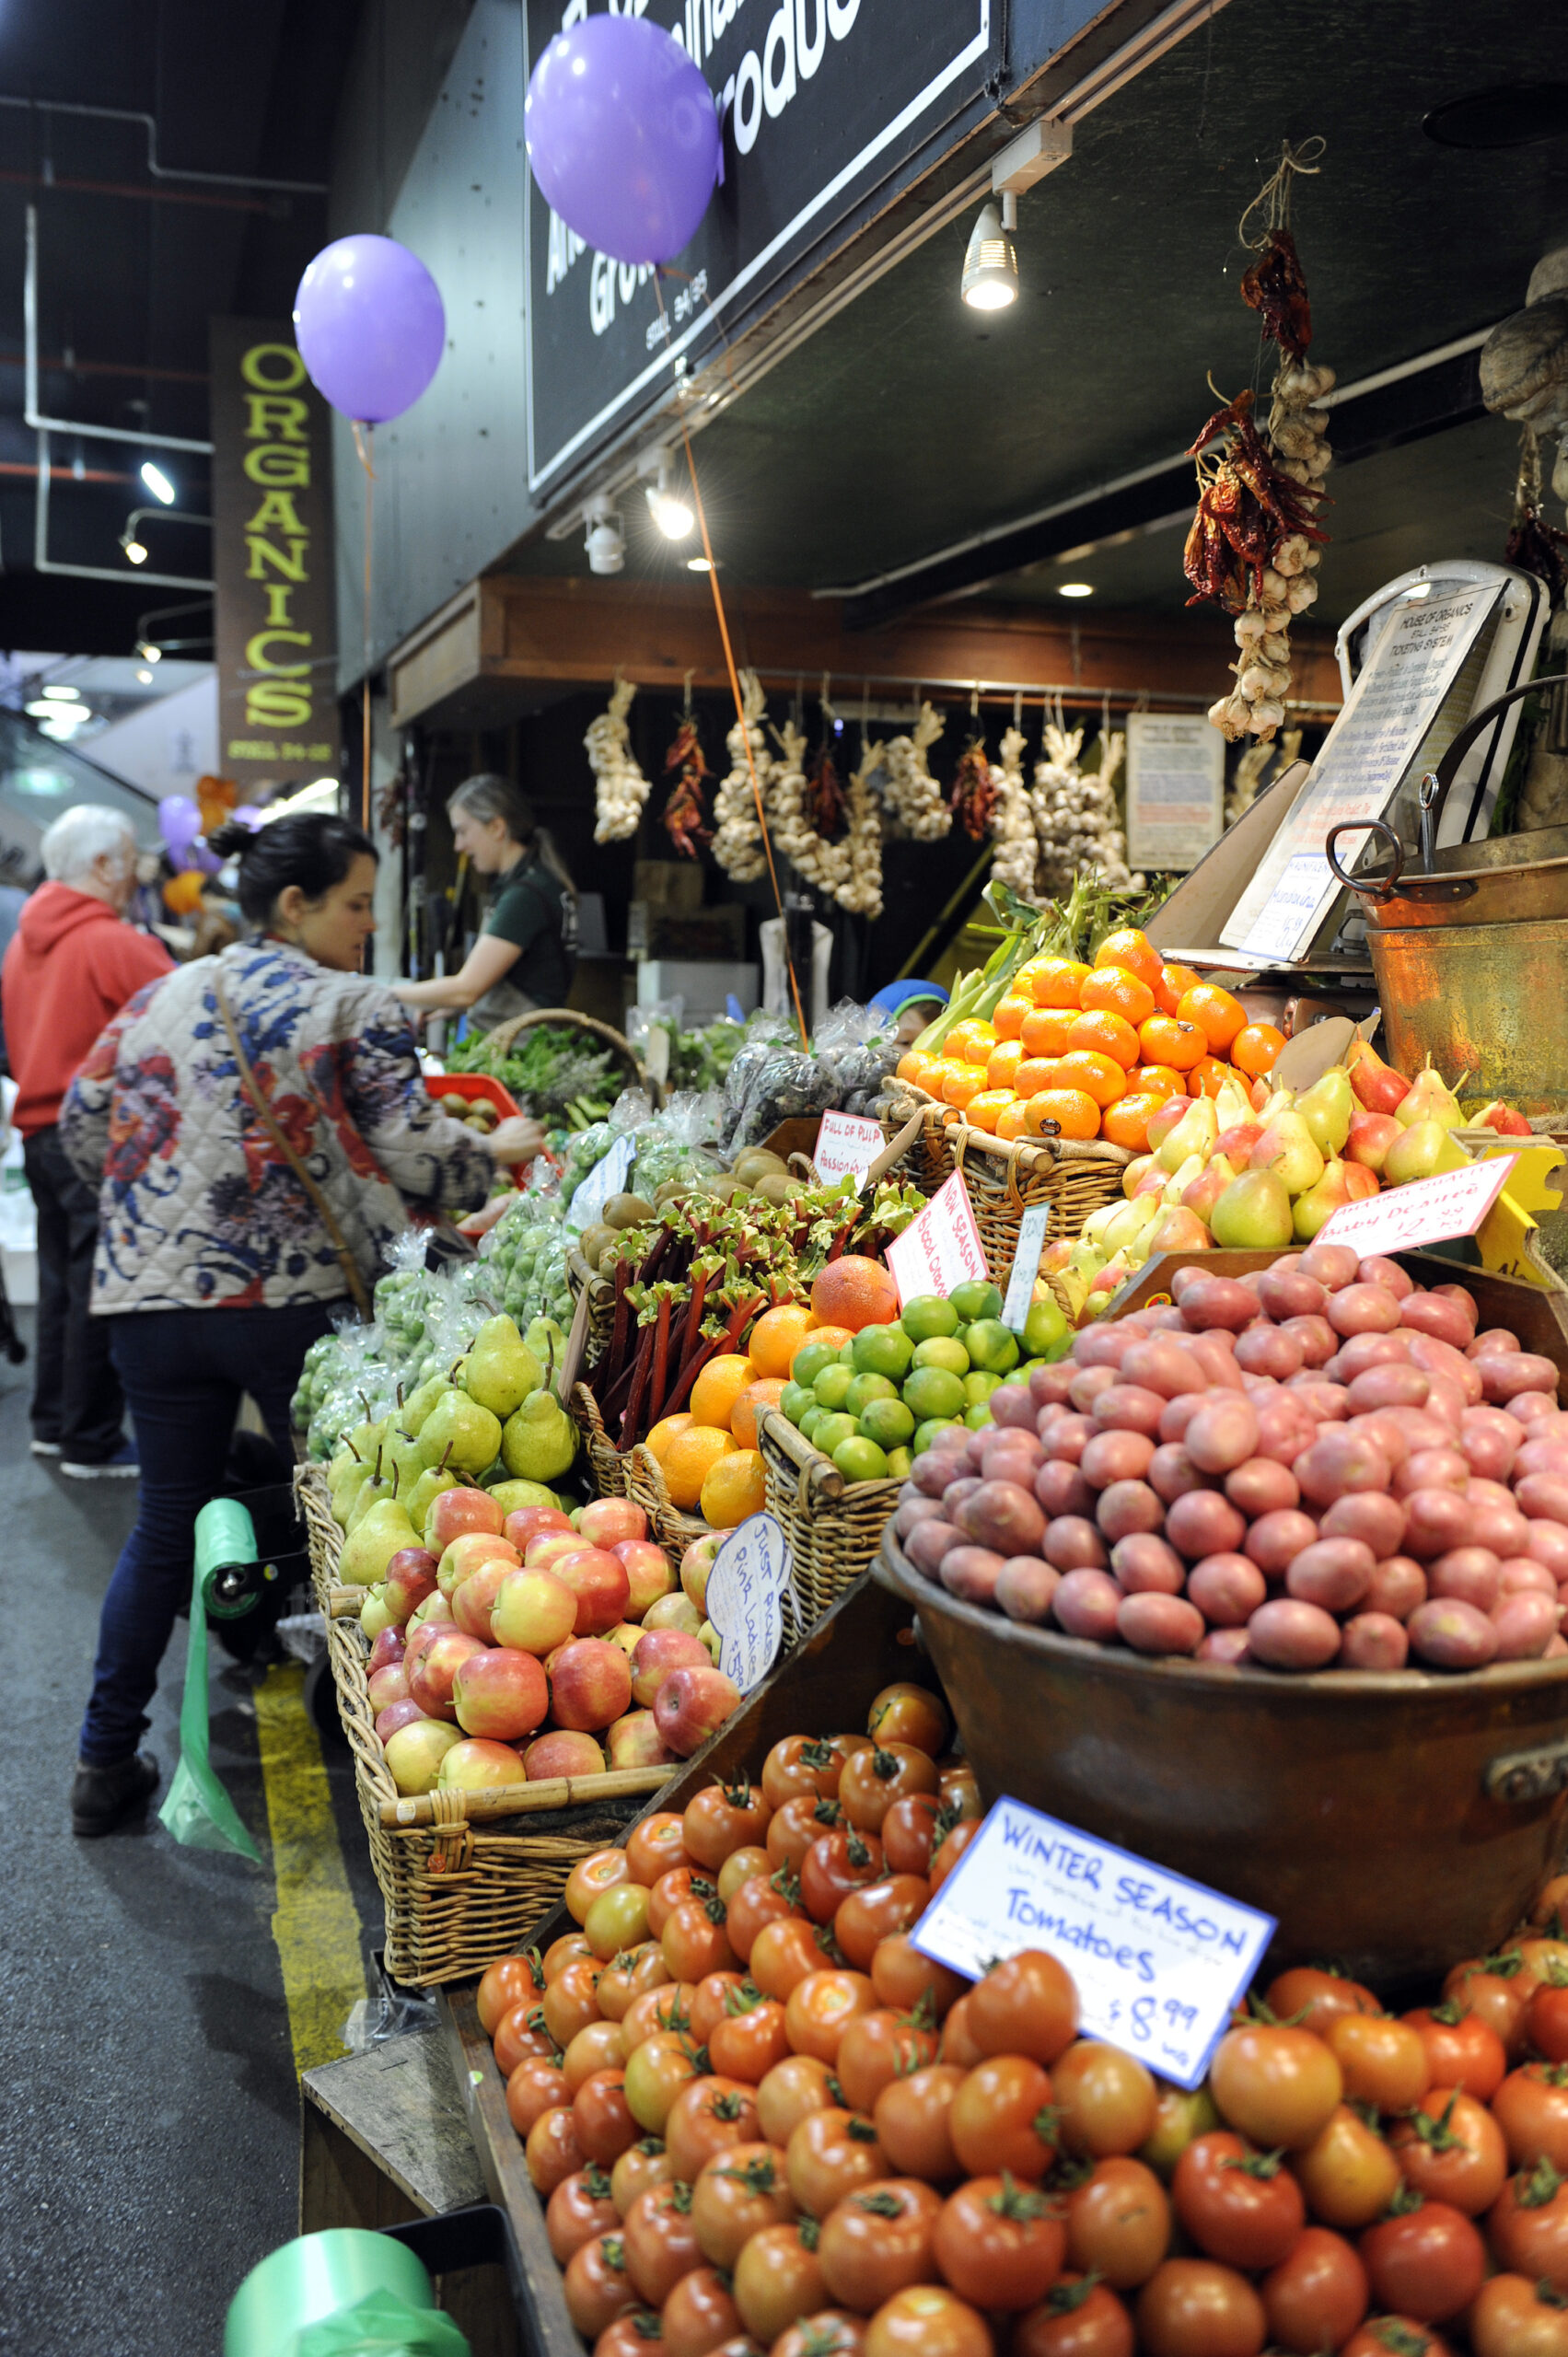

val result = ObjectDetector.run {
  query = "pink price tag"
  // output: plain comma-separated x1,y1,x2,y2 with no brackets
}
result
814,1109,885,1185
1314,1155,1518,1258
885,1171,988,1305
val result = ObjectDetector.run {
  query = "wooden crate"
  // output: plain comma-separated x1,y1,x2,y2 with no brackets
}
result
758,1407,900,1643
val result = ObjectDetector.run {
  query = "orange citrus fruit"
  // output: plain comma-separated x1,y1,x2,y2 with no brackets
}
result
749,1303,816,1379
991,994,1033,1041
1134,1066,1186,1105
1094,928,1163,989
995,1102,1031,1142
690,1353,760,1432
941,1065,987,1109
790,1326,854,1377
731,1378,787,1449
963,1089,1016,1135
1137,1015,1208,1072
1014,1055,1064,1099
1079,968,1156,1027
1054,1049,1127,1109
1020,1005,1078,1059
1102,1092,1169,1153
1154,961,1203,1017
663,1424,738,1509
948,1018,998,1067
1177,983,1248,1053
896,1048,938,1089
701,1448,768,1530
986,1040,1025,1092
1231,1022,1286,1079
923,1056,970,1103
1189,1055,1231,1098
1065,1009,1141,1071
810,1256,900,1334
645,1411,695,1464
1031,958,1092,1008
1025,1087,1100,1142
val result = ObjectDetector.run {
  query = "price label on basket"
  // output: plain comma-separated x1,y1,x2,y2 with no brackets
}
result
566,1133,635,1231
1314,1154,1518,1259
1002,1202,1052,1332
912,1796,1275,2090
885,1171,987,1305
814,1109,885,1186
706,1513,789,1694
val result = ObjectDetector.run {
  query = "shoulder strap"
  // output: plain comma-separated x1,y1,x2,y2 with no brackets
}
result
213,972,372,1318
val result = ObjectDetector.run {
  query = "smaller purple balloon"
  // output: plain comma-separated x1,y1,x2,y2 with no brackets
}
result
192,840,224,877
294,235,446,424
230,806,263,829
526,16,720,269
158,794,202,863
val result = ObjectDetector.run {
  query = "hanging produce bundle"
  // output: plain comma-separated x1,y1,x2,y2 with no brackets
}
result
711,668,773,883
836,735,885,919
1031,716,1138,895
948,738,997,842
768,700,885,920
586,676,650,843
987,723,1039,901
804,723,844,838
659,714,712,860
876,702,951,839
1225,724,1303,827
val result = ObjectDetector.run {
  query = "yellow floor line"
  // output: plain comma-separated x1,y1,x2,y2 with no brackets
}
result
255,1660,367,2075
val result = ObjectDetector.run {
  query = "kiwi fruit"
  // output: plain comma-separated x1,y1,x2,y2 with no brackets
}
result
732,1147,789,1186
579,1222,616,1270
604,1191,656,1230
439,1093,469,1118
753,1172,796,1209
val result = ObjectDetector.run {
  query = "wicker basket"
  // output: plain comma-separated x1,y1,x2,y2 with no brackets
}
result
566,1246,617,1367
296,1469,668,1986
758,1410,900,1644
571,1381,630,1500
624,1443,712,1554
951,1123,1132,1284
484,1008,655,1107
878,1085,956,1198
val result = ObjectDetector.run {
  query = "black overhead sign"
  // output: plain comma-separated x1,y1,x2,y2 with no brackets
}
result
525,0,999,493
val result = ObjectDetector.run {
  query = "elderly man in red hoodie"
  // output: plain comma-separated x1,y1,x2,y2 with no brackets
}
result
3,806,172,1476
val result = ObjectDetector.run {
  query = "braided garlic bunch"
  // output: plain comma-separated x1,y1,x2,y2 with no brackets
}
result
989,726,1040,900
877,703,951,839
1032,724,1137,892
712,668,772,883
586,677,649,842
1211,362,1332,743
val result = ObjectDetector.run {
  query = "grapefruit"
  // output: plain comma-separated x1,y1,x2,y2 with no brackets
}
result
809,1256,900,1335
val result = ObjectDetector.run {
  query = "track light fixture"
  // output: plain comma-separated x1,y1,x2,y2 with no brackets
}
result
585,493,626,575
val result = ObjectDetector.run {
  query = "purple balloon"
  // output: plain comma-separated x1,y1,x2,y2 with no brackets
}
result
230,806,263,829
526,16,719,268
293,235,445,424
192,840,224,877
158,794,201,863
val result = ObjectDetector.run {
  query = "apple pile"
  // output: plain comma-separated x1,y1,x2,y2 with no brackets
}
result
896,1241,1568,1674
363,1486,743,1799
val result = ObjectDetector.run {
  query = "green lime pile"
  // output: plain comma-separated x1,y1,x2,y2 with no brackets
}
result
779,1280,1073,1486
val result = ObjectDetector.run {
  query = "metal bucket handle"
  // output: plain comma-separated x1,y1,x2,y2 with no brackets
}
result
1325,817,1404,900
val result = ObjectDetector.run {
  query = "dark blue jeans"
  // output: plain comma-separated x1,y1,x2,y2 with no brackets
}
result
80,1300,343,1764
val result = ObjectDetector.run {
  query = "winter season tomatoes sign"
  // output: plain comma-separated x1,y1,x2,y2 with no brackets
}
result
885,1171,986,1306
1316,1153,1518,1258
914,1797,1275,2090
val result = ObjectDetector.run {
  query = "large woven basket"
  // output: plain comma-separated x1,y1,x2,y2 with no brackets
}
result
951,1123,1131,1283
878,1085,956,1198
484,1008,655,1106
566,1247,617,1367
758,1409,900,1645
570,1382,629,1500
297,1469,668,1986
624,1443,711,1554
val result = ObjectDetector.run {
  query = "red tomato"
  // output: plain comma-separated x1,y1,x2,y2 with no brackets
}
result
787,2107,890,2219
835,2010,941,2116
1486,2157,1568,2289
649,1867,719,1938
752,1917,836,2004
1387,2087,1508,2212
622,2178,703,2307
1529,1984,1568,2065
717,1844,771,1908
800,1828,886,1923
1289,2105,1401,2230
1063,2155,1170,2290
594,2315,668,2357
939,1994,986,2071
683,1779,772,1870
933,2174,1068,2310
756,2053,841,2148
929,1819,981,1891
870,1934,967,2021
1470,2273,1568,2357
691,2140,796,2270
839,1744,940,1835
662,1896,739,1984
690,1970,749,2048
1342,2325,1453,2357
1052,2040,1158,2158
770,1794,845,1873
541,1958,605,2050
1494,2062,1568,2171
526,2104,587,2195
575,2068,639,2165
770,2314,865,2357
1358,2201,1486,2323
563,2020,627,2093
547,2164,621,2265
732,2220,829,2345
493,1999,555,2078
784,1969,878,2065
949,2055,1060,2179
727,1867,806,1963
506,2052,569,2138
763,1736,845,1811
566,1849,634,1925
1325,2013,1431,2112
866,1681,949,1757
1171,2131,1305,2270
1402,2004,1506,2100
817,2177,942,2312
1264,1968,1379,2038
1134,2258,1267,2357
1015,2275,1135,2357
563,2230,636,2341
610,2137,679,2220
1209,2024,1342,2151
873,2066,966,2183
544,1930,597,1980
625,1809,691,1887
861,2283,993,2357
880,1793,943,1875
834,1875,931,1971
664,2075,762,2183
478,1951,544,2037
1260,2224,1368,2355
660,2265,743,2357
597,1944,672,2025
1441,1952,1538,2060
968,1950,1079,2068
709,1991,793,2086
622,1980,697,2050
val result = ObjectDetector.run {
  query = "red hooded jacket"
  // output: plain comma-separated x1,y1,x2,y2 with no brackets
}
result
2,882,173,1135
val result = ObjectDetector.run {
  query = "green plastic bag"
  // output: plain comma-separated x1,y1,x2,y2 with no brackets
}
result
158,1496,264,1862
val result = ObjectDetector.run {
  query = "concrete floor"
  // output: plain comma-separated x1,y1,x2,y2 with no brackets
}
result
0,1310,383,2355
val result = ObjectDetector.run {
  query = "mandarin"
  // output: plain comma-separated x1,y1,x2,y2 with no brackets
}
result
645,1411,696,1464
663,1424,738,1509
1030,958,1091,1008
1079,967,1156,1027
1094,928,1163,989
1065,1008,1141,1071
963,1089,1016,1135
690,1354,760,1433
1134,1065,1185,1104
1154,961,1203,1016
941,1065,987,1109
991,995,1033,1040
731,1379,787,1449
1054,1049,1127,1108
948,1018,998,1065
1019,1004,1078,1059
895,1049,936,1088
1013,1056,1064,1098
995,1102,1030,1142
1231,1021,1286,1078
749,1303,817,1379
1102,1092,1170,1153
1176,982,1248,1053
922,1057,969,1103
701,1449,767,1529
1025,1087,1100,1142
1137,1015,1207,1072
985,1040,1025,1092
1189,1055,1231,1098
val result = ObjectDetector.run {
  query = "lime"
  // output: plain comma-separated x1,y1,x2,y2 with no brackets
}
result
780,1381,815,1425
951,1278,1005,1323
964,1402,994,1429
963,1370,1003,1408
833,1434,890,1483
1024,1295,1071,1359
844,1371,898,1415
912,1335,970,1377
813,1364,854,1411
903,1364,967,1422
885,1446,912,1479
838,1341,858,1366
853,1322,915,1381
792,1340,842,1388
901,1295,959,1342
814,1411,859,1457
912,1416,959,1455
859,1395,915,1450
798,1404,828,1443
965,1318,1020,1376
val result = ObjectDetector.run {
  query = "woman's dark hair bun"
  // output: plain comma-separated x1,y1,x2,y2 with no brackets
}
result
215,810,377,926
207,819,257,859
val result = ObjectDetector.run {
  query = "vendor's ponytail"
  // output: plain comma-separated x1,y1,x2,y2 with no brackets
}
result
211,813,377,928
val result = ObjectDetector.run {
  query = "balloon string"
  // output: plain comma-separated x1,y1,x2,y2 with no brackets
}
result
353,420,376,832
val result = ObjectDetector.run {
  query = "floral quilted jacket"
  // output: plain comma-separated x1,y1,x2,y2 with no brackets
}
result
60,937,494,1314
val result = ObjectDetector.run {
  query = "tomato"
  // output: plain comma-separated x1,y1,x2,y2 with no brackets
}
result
611,2136,679,2219
874,2065,965,2182
1052,2040,1158,2157
728,1866,807,1964
1531,1984,1568,2065
598,1944,672,2024
649,1868,720,1938
1388,2086,1507,2212
835,1877,932,1971
934,2173,1067,2310
1264,1967,1379,2039
758,2054,842,2146
623,1981,697,2049
506,2052,569,2137
1471,2273,1568,2357
1442,1951,1538,2059
626,1810,692,1887
1342,2325,1454,2357
662,1897,740,1985
691,2140,797,2268
666,2077,762,2183
836,2011,941,2115
683,1779,772,1870
801,1829,886,1924
623,2031,703,2134
548,2163,621,2265
660,2265,743,2357
785,1970,879,2065
567,1849,634,1925
1208,2023,1342,2151
709,1990,793,2085
622,2178,703,2306
1359,2200,1486,2323
1063,2155,1169,2289
870,1935,966,2022
939,1994,985,2070
839,1745,940,1836
1260,2225,1368,2356
527,2103,587,2195
828,1732,876,1768
950,2055,1059,2179
861,2283,993,2357
968,1950,1079,2068
733,2220,829,2343
764,1736,846,1811
478,1951,544,2037
787,2107,890,2218
929,1820,980,1891
771,2313,865,2357
542,1958,605,2050
1290,2105,1400,2229
1326,2013,1431,2112
1495,2061,1568,2170
753,1918,837,2004
1518,1938,1568,1983
1402,2003,1506,2100
1138,2084,1220,2180
494,2000,555,2078
771,1795,846,1872
593,2314,666,2357
689,1970,747,2048
938,1760,981,1817
563,2229,637,2340
587,1885,653,1963
818,2177,942,2311
575,2067,639,2165
881,1794,943,1876
866,1682,949,1756
564,2020,628,2092
544,1930,598,1980
1537,1875,1568,1932
1171,2130,1305,2270
718,1846,772,1906
1487,2157,1568,2288
1015,2274,1135,2357
1134,2258,1266,2357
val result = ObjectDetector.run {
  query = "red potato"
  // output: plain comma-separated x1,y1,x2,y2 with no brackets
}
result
1286,1538,1376,1613
956,1481,1047,1558
1235,1326,1304,1379
1178,1276,1260,1332
1288,1378,1352,1422
1186,1398,1260,1475
1120,1337,1210,1399
995,1558,1061,1624
1408,1596,1500,1669
1110,1533,1186,1594
1297,1242,1361,1290
940,1547,1005,1605
1188,1553,1267,1626
1157,1393,1203,1445
1248,1597,1342,1670
1147,1444,1210,1504
1295,1430,1393,1507
1119,1592,1205,1655
1035,1459,1095,1518
1348,1411,1412,1470
1394,1447,1470,1498
1080,1431,1157,1490
1492,1590,1560,1659
1512,1390,1564,1427
1497,1556,1556,1596
1097,1481,1167,1542
1069,1365,1119,1413
1516,1439,1568,1481
1280,1313,1337,1367
904,1521,961,1579
1092,1384,1169,1439
1165,1489,1247,1561
1527,1521,1568,1579
987,1384,1040,1431
1467,1501,1530,1558
1423,1373,1470,1434
892,1498,944,1540
1332,1331,1411,1381
1319,1490,1407,1557
979,1430,1045,1481
1367,1557,1427,1620
1469,1326,1521,1357
1407,1331,1483,1405
1074,1325,1135,1367
1328,1284,1402,1337
1045,1516,1110,1572
912,1453,959,1499
1516,1474,1568,1526
1029,1364,1076,1406
1340,1612,1410,1670
1046,1414,1094,1464
1053,1569,1124,1642
1199,1627,1252,1663
1400,1295,1477,1351
1225,1457,1301,1517
1258,1268,1330,1320
1347,1364,1429,1413
942,1478,981,1519
1252,1399,1315,1467
1359,1255,1414,1298
1188,1335,1248,1388
1401,1489,1474,1559
1478,1352,1560,1403
1246,1509,1321,1576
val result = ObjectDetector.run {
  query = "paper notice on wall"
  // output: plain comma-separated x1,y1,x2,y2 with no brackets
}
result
1221,580,1501,966
1125,714,1225,873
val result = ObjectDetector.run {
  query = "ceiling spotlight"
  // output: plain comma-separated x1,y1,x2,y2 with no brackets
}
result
140,460,176,505
585,493,625,576
41,684,80,701
120,527,148,564
136,668,153,684
645,449,694,541
1058,582,1094,598
137,641,162,663
687,556,715,574
962,193,1019,312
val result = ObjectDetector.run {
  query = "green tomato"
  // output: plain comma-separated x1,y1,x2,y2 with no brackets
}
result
584,1882,652,1960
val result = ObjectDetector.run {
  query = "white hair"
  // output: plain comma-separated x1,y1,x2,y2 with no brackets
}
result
40,804,137,884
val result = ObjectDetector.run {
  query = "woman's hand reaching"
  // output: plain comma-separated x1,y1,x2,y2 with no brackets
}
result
482,1115,547,1165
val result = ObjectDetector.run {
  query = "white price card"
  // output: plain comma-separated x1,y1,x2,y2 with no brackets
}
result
1002,1202,1051,1333
566,1133,634,1231
706,1513,789,1695
814,1110,885,1186
912,1796,1275,2090
885,1172,988,1306
1315,1154,1517,1259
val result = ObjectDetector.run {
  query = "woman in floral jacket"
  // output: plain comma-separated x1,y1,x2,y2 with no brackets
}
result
60,811,541,1835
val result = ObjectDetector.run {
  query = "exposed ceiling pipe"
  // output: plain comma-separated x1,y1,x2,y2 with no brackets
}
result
0,94,329,194
25,205,213,454
34,435,214,592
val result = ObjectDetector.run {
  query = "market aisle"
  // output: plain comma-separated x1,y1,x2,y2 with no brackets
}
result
0,1318,383,2356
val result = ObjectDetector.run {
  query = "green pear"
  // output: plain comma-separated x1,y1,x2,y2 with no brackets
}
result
1156,1095,1219,1174
1394,1060,1463,1132
401,1373,447,1437
501,1388,578,1483
418,1387,504,1476
341,1497,421,1585
1386,1120,1471,1184
360,1588,396,1638
1211,1168,1294,1248
463,1316,543,1420
328,1448,373,1523
1101,1193,1162,1258
1293,1158,1363,1240
524,1318,567,1388
384,1426,427,1493
1161,1153,1207,1207
1212,1073,1255,1133
489,1478,562,1515
1295,1067,1353,1156
346,1451,401,1531
1247,1111,1325,1197
405,1465,455,1530
344,1414,387,1461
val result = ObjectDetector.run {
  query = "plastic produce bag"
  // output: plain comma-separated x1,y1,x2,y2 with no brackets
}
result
158,1496,263,1863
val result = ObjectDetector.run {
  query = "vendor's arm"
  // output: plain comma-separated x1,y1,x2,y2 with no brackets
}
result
394,931,520,1013
334,990,542,1209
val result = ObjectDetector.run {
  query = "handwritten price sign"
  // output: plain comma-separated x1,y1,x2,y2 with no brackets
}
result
706,1514,789,1694
1316,1155,1517,1259
885,1172,987,1305
814,1110,885,1186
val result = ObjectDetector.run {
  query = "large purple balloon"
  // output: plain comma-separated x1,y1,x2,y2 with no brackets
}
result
293,236,446,424
158,794,201,864
526,17,720,269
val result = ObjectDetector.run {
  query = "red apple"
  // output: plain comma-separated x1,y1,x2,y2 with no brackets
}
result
1345,1109,1402,1173
451,1646,550,1741
607,1711,675,1769
551,1547,633,1638
425,1486,505,1551
542,1641,572,1679
679,1536,721,1617
504,1505,574,1552
384,1717,463,1794
549,1637,633,1732
527,1529,590,1572
382,1547,439,1623
631,1628,712,1709
406,1627,487,1722
453,1557,514,1642
523,1730,607,1782
437,1736,526,1792
367,1624,407,1676
645,1592,703,1636
375,1697,426,1745
616,1538,675,1617
653,1665,743,1758
367,1663,410,1713
437,1530,519,1599
491,1566,579,1656
579,1497,648,1549
408,1589,454,1631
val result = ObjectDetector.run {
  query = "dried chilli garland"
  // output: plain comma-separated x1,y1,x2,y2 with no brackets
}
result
660,712,712,859
586,675,650,842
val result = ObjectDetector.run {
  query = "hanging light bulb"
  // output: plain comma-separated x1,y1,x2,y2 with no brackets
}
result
645,450,694,541
140,460,176,505
961,192,1019,312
